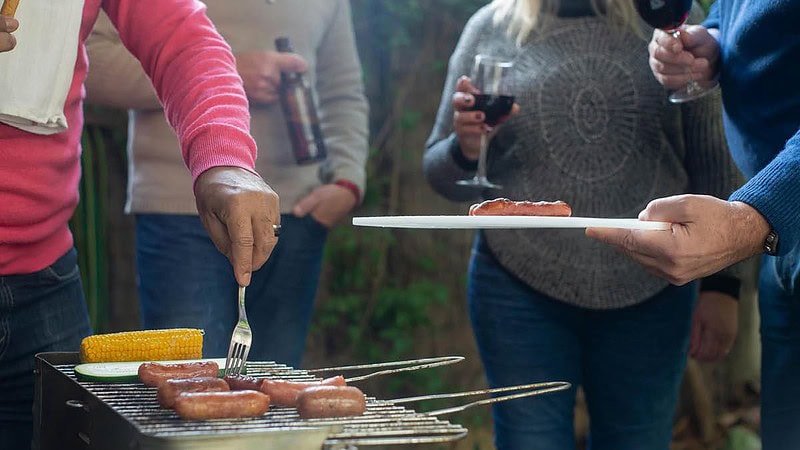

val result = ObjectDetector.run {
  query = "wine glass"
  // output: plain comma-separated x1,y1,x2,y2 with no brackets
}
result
634,0,718,103
456,55,515,189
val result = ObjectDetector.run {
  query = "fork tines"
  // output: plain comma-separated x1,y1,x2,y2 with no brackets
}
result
224,286,252,376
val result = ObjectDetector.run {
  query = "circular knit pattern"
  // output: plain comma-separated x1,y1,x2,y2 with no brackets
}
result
539,56,637,182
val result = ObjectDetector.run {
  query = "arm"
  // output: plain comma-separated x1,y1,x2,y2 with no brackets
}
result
103,0,279,286
422,10,487,203
293,0,368,227
729,130,800,257
84,12,161,110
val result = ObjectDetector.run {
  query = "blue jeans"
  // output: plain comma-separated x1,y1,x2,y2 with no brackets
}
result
136,213,327,367
468,234,696,450
759,252,800,450
0,248,93,450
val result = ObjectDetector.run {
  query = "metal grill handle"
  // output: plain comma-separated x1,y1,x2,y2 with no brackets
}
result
388,380,572,416
306,355,464,383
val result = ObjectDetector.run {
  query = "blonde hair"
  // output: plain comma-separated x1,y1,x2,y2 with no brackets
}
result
490,0,642,46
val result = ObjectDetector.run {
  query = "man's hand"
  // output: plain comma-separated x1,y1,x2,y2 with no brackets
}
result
0,16,18,52
586,195,770,285
452,76,520,160
648,25,720,90
194,166,280,286
689,291,738,362
235,51,307,105
292,183,358,228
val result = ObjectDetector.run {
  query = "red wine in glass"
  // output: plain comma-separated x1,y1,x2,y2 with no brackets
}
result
456,55,514,189
635,0,692,31
472,94,516,128
634,0,718,103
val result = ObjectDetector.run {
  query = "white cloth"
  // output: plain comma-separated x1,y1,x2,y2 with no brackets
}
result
0,0,85,135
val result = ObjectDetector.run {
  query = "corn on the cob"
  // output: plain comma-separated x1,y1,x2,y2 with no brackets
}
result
80,328,204,363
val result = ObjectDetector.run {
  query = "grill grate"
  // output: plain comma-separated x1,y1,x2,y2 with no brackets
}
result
53,361,468,448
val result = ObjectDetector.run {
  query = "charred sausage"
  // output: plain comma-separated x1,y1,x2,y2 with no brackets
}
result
138,361,219,387
260,375,347,407
296,386,366,419
173,391,271,420
469,198,572,217
223,374,264,391
157,377,229,409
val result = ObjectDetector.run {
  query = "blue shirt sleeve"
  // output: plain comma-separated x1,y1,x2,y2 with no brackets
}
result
729,129,800,257
702,1,721,29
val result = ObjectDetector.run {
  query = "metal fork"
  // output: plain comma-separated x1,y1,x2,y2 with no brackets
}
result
224,285,252,376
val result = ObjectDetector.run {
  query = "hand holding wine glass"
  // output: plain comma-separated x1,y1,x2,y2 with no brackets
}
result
648,25,720,92
455,55,515,188
635,0,718,102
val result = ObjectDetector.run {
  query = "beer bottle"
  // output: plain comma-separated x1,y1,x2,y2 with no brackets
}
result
275,37,327,164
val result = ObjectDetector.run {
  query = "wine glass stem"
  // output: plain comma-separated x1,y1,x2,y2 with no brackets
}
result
672,29,699,94
476,131,489,181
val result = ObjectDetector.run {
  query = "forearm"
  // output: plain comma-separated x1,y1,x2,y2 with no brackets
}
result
729,130,800,257
423,134,482,202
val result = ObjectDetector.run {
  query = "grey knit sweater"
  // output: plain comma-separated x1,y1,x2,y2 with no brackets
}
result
85,0,368,214
423,2,743,309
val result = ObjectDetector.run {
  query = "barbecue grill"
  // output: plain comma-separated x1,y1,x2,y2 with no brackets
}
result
33,352,569,449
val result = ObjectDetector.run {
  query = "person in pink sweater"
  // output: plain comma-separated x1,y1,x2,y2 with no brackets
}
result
0,2,279,448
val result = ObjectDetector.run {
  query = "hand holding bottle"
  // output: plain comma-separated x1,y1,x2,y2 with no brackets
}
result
234,51,307,105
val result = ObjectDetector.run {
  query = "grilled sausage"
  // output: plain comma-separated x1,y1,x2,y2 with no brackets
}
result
469,198,572,217
260,375,347,407
138,361,219,387
296,386,366,419
224,374,264,391
157,377,229,409
173,391,270,420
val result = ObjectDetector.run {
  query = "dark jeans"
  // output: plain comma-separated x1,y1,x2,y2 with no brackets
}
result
136,213,327,367
0,248,92,450
468,234,695,450
759,253,800,450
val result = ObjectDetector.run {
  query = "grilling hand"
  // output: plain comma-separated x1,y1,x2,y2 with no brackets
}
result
194,166,280,286
0,16,18,52
293,183,358,228
235,51,307,105
452,76,519,160
689,291,738,362
585,195,770,286
648,25,720,90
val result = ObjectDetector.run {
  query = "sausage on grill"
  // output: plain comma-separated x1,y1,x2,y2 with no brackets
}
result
223,374,264,391
296,385,367,419
157,377,229,409
138,361,219,387
173,391,271,420
260,375,347,407
469,198,572,217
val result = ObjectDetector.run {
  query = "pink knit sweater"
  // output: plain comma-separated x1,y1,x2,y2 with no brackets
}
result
0,0,256,275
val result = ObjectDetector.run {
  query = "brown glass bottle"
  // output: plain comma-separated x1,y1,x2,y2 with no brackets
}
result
275,37,327,165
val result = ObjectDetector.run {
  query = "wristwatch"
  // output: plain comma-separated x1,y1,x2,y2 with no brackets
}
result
764,229,780,256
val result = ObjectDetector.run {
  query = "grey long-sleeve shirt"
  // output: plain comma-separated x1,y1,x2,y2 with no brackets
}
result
423,4,744,309
85,0,368,214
